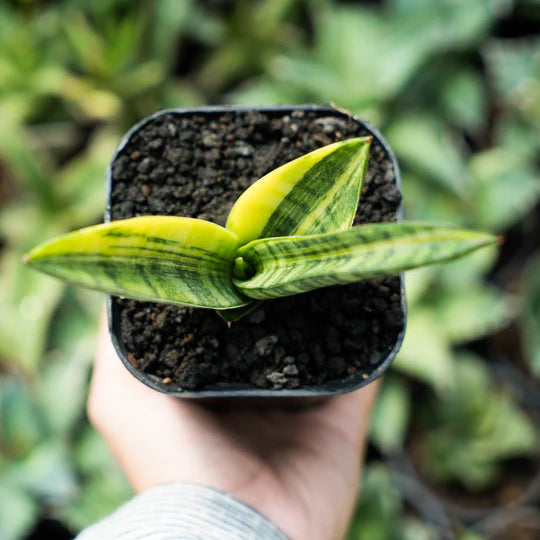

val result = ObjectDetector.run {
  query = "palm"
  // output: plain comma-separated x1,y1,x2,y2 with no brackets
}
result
89,312,376,540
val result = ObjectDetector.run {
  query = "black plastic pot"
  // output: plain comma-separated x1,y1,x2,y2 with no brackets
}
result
105,104,407,398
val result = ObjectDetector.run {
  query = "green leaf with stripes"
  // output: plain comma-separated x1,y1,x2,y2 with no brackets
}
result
225,137,372,245
221,136,371,320
24,216,249,309
232,223,498,300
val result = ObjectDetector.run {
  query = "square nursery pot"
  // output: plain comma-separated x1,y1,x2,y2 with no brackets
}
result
106,104,407,398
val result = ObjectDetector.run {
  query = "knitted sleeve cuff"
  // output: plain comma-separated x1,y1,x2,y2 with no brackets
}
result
76,482,289,540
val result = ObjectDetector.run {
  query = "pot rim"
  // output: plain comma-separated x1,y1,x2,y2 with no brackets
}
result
106,103,407,398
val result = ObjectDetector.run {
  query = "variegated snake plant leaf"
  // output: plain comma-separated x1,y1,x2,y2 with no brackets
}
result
25,139,498,319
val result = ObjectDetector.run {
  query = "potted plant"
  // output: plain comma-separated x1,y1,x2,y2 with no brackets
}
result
25,105,497,398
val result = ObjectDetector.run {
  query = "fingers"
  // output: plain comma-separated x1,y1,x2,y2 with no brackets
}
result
87,306,170,432
88,306,194,492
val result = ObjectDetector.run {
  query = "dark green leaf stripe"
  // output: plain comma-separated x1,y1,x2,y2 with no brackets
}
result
260,141,371,238
233,223,497,300
25,216,250,309
226,137,371,244
221,137,371,321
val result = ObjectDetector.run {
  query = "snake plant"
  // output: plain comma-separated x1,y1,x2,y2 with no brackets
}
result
25,137,497,322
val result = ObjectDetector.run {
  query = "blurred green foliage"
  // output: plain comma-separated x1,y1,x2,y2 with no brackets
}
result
0,0,539,538
346,464,439,540
416,353,538,491
522,253,540,377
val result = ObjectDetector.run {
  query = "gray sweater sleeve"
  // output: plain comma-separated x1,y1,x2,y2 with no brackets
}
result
76,483,289,540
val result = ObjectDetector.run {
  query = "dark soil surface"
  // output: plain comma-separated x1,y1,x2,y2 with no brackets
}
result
109,108,404,391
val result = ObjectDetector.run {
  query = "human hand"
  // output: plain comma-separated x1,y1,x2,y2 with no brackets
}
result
88,308,378,540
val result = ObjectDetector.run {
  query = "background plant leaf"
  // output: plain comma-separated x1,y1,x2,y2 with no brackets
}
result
470,146,540,231
370,375,411,454
386,114,470,196
416,353,539,491
394,308,456,392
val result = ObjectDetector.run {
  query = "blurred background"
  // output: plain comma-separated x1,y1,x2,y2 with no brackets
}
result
0,0,539,538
